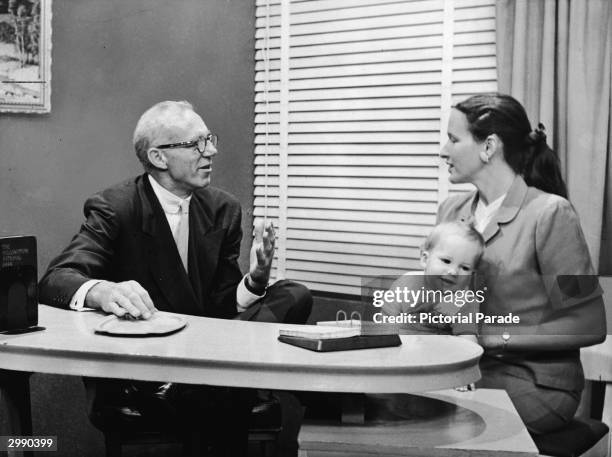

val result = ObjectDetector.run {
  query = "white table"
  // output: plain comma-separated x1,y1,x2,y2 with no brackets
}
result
0,305,484,456
299,389,540,457
0,305,483,392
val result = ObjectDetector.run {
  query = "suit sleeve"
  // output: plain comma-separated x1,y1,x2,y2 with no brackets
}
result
206,200,245,318
38,194,120,309
534,196,606,340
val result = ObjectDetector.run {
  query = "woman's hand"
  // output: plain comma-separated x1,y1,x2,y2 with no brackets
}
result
455,383,476,392
478,333,504,351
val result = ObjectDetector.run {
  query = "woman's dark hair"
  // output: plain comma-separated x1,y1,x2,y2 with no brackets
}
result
454,93,567,198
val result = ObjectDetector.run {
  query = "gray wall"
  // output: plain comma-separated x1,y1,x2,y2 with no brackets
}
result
0,0,255,273
0,1,255,455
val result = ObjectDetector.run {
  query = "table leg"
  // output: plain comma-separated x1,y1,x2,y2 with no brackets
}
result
340,393,365,424
276,391,304,457
0,370,32,457
576,379,593,418
602,383,612,457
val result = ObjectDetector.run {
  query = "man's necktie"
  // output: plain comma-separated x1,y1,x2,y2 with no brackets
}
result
174,202,189,273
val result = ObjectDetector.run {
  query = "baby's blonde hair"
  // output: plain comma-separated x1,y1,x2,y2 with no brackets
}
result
422,221,485,266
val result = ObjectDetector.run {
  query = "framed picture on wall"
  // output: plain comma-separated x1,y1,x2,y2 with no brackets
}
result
0,0,51,113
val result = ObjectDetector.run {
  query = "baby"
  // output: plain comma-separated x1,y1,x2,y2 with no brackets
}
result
382,221,485,344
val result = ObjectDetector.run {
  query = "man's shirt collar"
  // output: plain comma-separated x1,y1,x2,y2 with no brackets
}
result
147,174,191,215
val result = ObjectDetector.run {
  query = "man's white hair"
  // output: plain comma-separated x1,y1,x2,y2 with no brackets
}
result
132,100,195,171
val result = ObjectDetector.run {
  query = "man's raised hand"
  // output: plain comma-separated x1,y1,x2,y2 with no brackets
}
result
249,218,275,288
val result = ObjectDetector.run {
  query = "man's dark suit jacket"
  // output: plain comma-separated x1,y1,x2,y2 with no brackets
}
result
39,173,246,318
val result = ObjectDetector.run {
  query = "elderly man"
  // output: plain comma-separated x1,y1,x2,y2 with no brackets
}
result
39,100,311,456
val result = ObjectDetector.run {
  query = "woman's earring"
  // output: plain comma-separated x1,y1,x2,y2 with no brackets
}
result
479,150,489,163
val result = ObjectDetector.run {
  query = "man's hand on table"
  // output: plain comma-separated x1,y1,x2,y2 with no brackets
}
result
85,280,156,319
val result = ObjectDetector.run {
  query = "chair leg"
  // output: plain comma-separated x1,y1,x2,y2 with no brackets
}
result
275,391,304,457
603,384,612,457
104,432,122,457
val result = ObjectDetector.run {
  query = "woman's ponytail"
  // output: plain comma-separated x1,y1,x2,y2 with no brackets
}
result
523,124,568,198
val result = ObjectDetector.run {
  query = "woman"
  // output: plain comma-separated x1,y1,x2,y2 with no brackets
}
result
437,93,606,434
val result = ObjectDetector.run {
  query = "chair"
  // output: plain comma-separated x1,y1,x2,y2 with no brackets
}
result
531,418,610,457
90,385,283,457
102,408,281,457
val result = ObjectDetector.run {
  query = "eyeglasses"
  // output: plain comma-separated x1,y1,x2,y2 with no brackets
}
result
155,133,218,155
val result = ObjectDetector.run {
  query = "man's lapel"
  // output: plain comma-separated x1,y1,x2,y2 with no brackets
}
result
139,176,201,314
457,192,478,226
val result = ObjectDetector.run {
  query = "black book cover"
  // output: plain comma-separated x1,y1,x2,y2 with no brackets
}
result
278,334,401,352
0,236,37,331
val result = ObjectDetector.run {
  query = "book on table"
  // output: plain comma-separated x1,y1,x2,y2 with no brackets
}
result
0,235,41,334
279,325,361,340
278,324,401,352
316,319,401,336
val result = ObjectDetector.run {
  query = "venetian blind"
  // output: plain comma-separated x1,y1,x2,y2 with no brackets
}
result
254,0,497,295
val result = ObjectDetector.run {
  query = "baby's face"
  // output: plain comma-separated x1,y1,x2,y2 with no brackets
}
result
421,235,479,291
